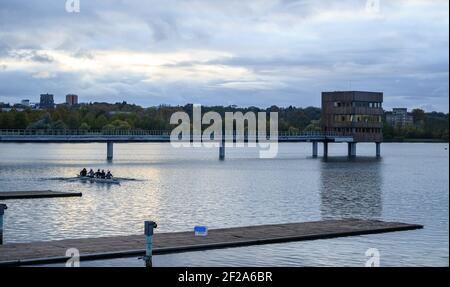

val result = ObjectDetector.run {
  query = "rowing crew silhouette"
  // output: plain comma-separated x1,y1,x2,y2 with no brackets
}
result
80,168,113,179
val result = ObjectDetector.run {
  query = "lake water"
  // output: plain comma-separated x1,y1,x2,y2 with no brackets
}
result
0,142,448,266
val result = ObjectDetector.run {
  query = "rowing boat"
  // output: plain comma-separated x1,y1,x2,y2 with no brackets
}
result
76,175,120,184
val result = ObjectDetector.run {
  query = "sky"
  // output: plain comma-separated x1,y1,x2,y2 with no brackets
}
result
0,0,448,111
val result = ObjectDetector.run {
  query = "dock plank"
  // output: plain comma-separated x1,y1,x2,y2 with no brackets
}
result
0,190,82,200
0,219,423,266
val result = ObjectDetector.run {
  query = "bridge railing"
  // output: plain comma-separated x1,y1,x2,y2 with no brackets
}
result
0,129,172,136
0,129,353,138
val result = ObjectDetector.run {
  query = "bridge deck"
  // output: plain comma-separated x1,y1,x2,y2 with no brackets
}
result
0,136,352,143
0,219,422,266
0,129,354,143
0,190,82,200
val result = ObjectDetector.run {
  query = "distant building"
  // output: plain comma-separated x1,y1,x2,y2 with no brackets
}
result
322,91,384,142
40,93,55,109
66,94,78,106
385,108,413,128
20,99,30,106
11,104,25,111
0,102,11,112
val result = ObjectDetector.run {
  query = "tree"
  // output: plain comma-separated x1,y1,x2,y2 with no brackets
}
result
51,120,67,129
13,112,29,129
67,113,80,129
441,129,449,140
382,122,394,139
288,126,300,134
0,112,14,129
102,124,115,130
27,113,52,129
79,122,90,130
303,121,321,132
107,119,132,130
412,109,425,125
102,120,131,131
1,102,447,141
93,115,108,129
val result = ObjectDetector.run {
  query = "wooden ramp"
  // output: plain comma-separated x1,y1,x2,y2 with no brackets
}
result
0,219,423,266
0,190,82,200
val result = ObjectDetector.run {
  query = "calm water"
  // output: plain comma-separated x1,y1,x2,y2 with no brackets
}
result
0,142,448,266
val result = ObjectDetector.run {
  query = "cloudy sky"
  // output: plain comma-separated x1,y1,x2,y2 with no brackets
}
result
0,0,448,111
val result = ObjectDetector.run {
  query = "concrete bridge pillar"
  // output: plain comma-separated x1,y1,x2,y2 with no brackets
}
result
348,142,356,157
107,141,114,161
312,141,318,157
376,142,381,157
219,139,225,160
323,142,328,158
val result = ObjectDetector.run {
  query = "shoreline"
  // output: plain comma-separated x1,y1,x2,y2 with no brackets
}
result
383,139,448,143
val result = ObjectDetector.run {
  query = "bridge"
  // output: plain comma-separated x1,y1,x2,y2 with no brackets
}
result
0,129,377,160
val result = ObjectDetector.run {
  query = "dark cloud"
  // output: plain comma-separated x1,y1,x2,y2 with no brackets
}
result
0,0,448,111
71,49,95,60
28,51,54,63
5,50,53,63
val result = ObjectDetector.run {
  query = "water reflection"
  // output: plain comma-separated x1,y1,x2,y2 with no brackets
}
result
320,157,382,219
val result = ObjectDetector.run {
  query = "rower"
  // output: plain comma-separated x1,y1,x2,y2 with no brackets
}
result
101,170,106,179
106,170,113,179
80,168,87,177
95,169,101,178
88,169,95,178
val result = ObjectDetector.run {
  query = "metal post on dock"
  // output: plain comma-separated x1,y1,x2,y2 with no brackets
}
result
376,142,381,157
0,204,7,245
143,221,157,267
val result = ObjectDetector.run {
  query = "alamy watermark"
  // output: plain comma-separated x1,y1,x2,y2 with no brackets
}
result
170,104,279,158
65,0,80,13
365,0,381,14
365,248,380,267
65,247,80,267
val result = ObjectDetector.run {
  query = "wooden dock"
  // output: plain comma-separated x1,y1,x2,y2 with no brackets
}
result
0,219,423,266
0,190,82,200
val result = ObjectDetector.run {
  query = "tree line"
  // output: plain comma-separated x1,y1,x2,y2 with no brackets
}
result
0,102,447,140
383,109,448,141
